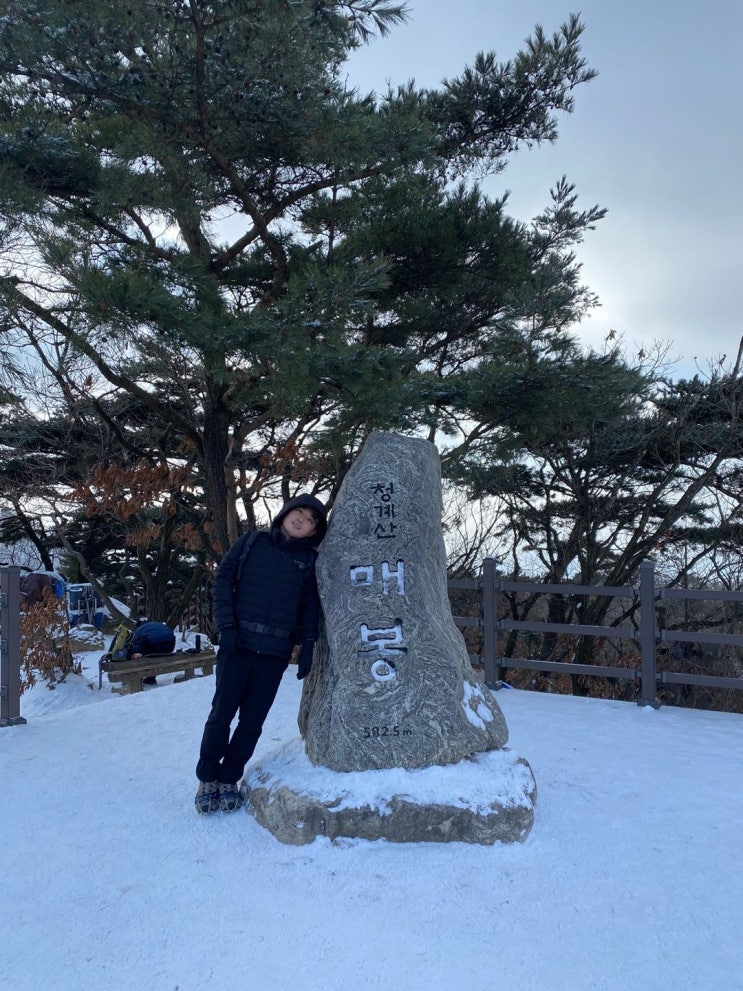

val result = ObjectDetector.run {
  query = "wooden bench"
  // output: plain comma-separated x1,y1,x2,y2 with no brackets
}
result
99,650,217,695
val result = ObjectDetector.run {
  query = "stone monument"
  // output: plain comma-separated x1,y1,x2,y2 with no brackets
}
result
244,432,537,844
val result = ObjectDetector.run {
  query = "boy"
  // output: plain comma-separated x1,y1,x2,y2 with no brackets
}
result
194,493,327,813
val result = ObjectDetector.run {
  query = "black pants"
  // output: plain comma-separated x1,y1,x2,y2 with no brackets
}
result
196,645,289,785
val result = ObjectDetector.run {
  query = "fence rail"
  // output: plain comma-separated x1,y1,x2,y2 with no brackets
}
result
450,558,743,708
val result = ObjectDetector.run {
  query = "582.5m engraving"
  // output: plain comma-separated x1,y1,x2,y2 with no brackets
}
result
361,725,413,739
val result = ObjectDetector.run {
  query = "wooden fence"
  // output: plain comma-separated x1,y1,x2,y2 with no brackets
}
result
450,558,743,708
5,558,743,724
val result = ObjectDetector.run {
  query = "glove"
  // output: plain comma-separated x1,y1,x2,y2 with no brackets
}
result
218,625,239,654
296,642,315,680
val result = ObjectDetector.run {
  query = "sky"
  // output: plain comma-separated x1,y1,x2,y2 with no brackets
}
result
346,0,743,379
2,641,742,991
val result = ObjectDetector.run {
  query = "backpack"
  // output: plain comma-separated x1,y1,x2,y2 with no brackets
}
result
110,623,131,660
125,621,176,659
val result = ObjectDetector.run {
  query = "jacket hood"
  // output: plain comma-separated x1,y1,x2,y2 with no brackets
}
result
272,493,328,546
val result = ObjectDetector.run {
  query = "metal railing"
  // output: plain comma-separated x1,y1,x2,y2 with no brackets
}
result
1,565,26,727
450,558,743,708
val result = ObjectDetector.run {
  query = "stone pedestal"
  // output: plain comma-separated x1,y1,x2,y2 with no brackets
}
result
245,739,537,846
244,432,537,843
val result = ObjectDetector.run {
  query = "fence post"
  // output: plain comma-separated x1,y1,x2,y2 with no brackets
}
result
638,558,660,708
482,557,499,688
1,565,26,727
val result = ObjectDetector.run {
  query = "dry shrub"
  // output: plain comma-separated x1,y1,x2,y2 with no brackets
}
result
20,590,80,693
655,643,743,713
498,632,642,701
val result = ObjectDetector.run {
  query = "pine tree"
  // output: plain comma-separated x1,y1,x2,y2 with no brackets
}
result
0,1,601,551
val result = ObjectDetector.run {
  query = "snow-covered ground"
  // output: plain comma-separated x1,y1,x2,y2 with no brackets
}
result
2,648,742,991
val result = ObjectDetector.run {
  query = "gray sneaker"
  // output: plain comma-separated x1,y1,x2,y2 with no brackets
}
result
194,779,220,814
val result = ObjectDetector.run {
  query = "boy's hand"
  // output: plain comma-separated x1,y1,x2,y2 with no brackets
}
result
297,642,315,680
218,626,238,653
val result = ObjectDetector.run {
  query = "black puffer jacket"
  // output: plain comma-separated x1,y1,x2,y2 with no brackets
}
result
212,494,327,660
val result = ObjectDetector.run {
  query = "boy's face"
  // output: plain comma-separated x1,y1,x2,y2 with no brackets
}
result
280,506,319,541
